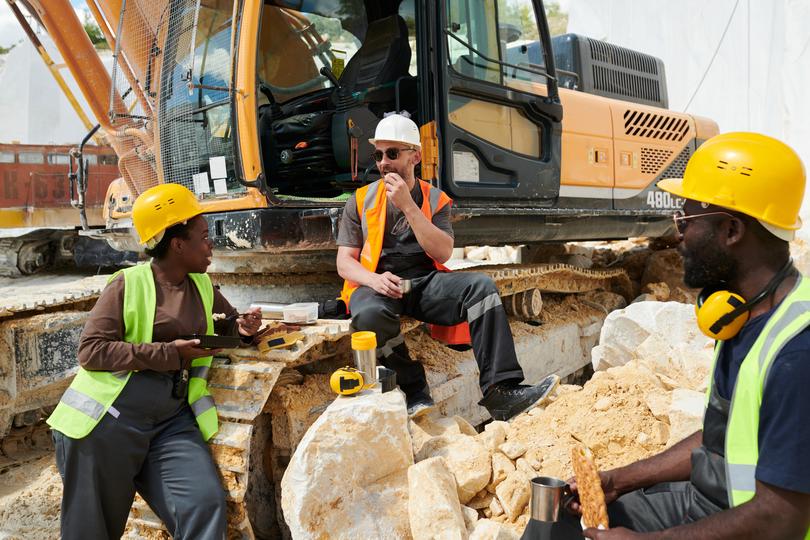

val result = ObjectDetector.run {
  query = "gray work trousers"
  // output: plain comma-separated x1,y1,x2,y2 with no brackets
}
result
608,481,724,532
349,271,525,397
52,370,227,540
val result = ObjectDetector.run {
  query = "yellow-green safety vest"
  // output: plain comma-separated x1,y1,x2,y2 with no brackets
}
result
706,275,810,539
47,263,219,440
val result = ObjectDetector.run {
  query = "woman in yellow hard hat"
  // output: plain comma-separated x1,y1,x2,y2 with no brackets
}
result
47,183,262,540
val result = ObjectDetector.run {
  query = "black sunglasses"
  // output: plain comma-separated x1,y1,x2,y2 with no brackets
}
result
672,209,736,234
372,147,415,162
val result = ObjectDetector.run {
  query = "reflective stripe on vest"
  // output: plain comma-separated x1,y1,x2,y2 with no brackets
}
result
340,179,452,305
47,264,219,441
186,272,218,440
706,275,810,538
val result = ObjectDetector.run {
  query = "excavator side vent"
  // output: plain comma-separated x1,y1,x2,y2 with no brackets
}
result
623,108,690,142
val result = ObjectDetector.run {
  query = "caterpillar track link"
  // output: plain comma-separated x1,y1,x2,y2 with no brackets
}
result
0,421,54,475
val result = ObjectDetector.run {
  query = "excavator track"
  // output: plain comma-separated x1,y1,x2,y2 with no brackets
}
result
0,273,108,320
0,263,633,539
0,421,53,475
471,262,631,295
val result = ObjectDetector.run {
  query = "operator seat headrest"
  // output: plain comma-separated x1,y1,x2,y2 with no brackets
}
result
338,15,411,92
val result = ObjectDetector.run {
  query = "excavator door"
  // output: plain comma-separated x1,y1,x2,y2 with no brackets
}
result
436,0,562,202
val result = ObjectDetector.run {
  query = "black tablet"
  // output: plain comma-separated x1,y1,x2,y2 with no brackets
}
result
180,334,243,349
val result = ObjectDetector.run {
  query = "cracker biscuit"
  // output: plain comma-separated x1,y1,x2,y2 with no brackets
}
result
571,444,609,529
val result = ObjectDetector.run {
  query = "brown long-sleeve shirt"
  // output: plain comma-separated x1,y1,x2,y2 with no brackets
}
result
78,263,238,372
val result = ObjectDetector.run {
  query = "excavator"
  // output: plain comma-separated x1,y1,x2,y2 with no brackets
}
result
1,0,718,537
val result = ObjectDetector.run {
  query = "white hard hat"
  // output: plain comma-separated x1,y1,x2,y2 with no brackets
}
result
369,114,421,149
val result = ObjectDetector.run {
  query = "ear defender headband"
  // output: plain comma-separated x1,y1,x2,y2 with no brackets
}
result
695,258,795,340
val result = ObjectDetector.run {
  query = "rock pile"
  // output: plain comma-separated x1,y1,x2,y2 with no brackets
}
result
280,390,413,539
281,300,714,539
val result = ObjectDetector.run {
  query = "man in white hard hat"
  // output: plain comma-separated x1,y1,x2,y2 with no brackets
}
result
336,113,556,419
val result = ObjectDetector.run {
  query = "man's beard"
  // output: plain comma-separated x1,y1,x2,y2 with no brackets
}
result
681,230,737,289
380,164,408,179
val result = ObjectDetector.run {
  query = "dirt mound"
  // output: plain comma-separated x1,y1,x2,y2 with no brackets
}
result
0,456,62,539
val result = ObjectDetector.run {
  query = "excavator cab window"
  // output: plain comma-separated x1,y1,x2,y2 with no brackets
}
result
158,0,240,197
438,0,562,201
256,0,420,197
257,5,364,104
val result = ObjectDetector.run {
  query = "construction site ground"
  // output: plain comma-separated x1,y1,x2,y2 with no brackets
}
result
4,238,807,539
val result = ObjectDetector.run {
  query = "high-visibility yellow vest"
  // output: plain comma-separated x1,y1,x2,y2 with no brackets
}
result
706,275,810,539
338,179,471,344
47,263,219,441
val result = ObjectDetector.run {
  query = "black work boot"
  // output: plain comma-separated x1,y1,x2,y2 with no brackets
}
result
406,388,436,418
479,374,559,421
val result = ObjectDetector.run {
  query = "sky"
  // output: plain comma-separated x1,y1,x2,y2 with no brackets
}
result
0,1,88,49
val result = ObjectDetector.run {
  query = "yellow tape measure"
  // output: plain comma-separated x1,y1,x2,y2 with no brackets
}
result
330,367,372,395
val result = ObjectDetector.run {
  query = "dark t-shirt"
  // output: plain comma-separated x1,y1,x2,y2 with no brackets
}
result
336,180,454,278
714,303,810,494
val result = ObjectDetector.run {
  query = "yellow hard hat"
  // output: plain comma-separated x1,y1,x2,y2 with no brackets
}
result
132,184,204,248
658,132,805,240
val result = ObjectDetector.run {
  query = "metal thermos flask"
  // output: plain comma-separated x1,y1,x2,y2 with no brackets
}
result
351,331,377,386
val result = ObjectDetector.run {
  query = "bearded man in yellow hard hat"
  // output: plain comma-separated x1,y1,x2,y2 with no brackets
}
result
335,113,557,420
569,132,810,540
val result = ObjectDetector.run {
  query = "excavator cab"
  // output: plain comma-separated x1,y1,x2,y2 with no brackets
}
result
256,2,416,196
252,0,561,201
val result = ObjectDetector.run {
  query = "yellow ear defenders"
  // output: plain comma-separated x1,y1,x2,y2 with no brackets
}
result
695,259,795,340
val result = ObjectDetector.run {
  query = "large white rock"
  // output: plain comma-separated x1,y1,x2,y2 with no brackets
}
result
488,452,515,493
477,421,508,452
469,519,521,540
410,415,474,457
591,301,714,391
430,435,493,504
495,470,531,521
281,390,413,539
408,457,468,540
667,388,706,446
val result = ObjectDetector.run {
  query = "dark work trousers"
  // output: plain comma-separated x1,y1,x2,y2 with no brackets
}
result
609,380,729,532
52,370,226,540
607,481,724,532
349,271,525,397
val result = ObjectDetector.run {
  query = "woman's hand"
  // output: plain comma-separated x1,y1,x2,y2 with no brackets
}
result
237,307,262,336
173,339,221,366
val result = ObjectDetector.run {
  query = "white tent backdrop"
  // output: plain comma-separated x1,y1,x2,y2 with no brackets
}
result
0,33,112,145
567,0,810,247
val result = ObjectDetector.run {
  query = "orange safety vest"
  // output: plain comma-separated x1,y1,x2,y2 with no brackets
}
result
340,179,471,345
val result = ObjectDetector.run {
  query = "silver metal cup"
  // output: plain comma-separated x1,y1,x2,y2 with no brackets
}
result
399,279,412,294
353,348,377,386
530,476,571,522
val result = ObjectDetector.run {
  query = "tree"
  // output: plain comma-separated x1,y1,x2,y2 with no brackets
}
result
546,1,569,37
83,12,109,49
0,44,16,55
